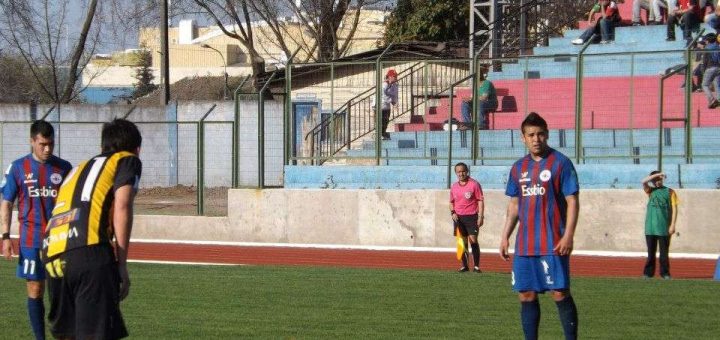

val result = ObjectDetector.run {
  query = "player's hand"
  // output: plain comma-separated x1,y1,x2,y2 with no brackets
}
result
451,213,458,223
499,239,510,261
553,236,574,256
2,239,13,260
669,225,676,236
477,217,484,228
118,264,131,301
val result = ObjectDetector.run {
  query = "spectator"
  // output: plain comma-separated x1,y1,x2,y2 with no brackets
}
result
666,0,703,44
653,0,677,23
683,33,714,92
460,69,497,130
701,33,720,108
641,171,678,279
379,69,398,140
572,0,621,45
633,0,660,25
704,2,720,32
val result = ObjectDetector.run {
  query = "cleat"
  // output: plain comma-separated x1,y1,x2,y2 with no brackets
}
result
473,266,482,273
458,266,469,273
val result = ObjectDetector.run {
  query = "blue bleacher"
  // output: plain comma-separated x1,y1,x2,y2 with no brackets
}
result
490,25,694,80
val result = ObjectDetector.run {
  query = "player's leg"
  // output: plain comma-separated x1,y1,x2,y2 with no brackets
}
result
457,221,470,272
512,256,541,340
547,255,577,340
643,235,658,277
460,215,481,272
18,248,46,340
658,236,671,278
519,291,540,340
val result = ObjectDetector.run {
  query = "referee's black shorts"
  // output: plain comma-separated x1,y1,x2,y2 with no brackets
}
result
455,214,479,237
47,244,128,339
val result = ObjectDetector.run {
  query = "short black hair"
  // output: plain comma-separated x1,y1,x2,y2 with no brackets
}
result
101,119,142,153
454,162,469,172
650,170,661,176
521,112,548,133
30,120,54,139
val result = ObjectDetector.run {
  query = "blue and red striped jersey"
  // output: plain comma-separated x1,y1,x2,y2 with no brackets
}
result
1,154,72,249
505,148,579,256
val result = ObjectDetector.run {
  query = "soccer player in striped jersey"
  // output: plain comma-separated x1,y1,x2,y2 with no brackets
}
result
499,112,580,340
1,120,72,340
42,118,141,340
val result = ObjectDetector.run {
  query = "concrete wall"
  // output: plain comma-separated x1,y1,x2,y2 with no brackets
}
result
133,188,720,255
0,101,284,188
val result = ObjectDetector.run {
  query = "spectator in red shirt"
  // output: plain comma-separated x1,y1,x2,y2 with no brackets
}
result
666,0,703,44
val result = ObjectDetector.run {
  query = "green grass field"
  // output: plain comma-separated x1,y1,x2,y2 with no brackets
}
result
1,260,718,339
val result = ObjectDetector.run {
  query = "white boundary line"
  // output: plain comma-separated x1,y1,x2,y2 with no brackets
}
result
129,259,242,266
132,239,719,260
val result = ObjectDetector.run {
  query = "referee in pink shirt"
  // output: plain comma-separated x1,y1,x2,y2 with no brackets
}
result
450,162,485,273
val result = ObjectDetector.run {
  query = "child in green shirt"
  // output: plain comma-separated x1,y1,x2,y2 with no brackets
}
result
641,170,678,279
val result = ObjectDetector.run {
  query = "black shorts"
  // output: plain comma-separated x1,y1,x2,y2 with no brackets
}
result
455,214,479,236
47,245,128,340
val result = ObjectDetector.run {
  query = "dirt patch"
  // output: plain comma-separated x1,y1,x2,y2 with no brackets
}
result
135,185,228,216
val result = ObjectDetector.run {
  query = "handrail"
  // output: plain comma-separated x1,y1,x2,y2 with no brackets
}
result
574,34,596,163
684,29,704,165
302,61,424,164
445,73,475,186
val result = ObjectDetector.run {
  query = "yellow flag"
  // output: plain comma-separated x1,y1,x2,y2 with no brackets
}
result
455,227,465,260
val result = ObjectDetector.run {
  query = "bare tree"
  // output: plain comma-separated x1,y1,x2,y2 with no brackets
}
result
249,0,384,63
0,0,101,103
190,0,267,82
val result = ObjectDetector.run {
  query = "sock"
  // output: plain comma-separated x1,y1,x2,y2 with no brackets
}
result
27,297,46,340
555,296,578,340
520,300,540,340
470,243,480,268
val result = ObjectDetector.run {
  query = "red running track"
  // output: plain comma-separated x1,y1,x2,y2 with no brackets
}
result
128,243,718,280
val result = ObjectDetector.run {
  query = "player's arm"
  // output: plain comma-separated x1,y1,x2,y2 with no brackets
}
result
554,194,579,256
477,199,485,227
669,190,678,235
641,172,662,194
114,184,136,301
499,197,519,260
1,199,14,260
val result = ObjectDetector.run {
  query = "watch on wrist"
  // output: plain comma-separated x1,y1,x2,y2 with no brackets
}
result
450,210,456,215
1,232,10,240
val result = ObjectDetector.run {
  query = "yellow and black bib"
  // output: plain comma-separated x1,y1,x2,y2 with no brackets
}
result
41,151,141,264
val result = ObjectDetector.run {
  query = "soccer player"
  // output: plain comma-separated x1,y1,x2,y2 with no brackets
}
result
450,162,485,272
1,120,72,340
499,112,580,340
42,118,142,339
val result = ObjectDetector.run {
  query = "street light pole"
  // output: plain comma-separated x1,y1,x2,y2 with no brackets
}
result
201,44,228,100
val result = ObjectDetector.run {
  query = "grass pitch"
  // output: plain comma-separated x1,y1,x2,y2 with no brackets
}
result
1,260,718,339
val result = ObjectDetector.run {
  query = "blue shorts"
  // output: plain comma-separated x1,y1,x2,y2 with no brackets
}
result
511,255,570,293
17,247,45,281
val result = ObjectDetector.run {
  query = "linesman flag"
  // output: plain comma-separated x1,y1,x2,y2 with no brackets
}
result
455,226,465,260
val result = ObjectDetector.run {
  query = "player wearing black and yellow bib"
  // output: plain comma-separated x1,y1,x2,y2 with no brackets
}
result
41,119,142,340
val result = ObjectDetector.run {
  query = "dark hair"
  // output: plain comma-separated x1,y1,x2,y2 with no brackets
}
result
101,118,142,153
650,170,661,176
520,112,548,133
454,162,469,171
30,120,54,139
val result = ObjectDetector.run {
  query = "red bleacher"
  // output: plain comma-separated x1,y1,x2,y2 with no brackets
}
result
395,76,720,132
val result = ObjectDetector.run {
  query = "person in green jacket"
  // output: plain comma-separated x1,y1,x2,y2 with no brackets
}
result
641,170,679,279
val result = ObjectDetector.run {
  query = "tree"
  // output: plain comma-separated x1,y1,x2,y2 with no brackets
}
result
131,50,157,99
384,0,468,44
0,0,101,104
249,0,384,63
0,53,54,103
